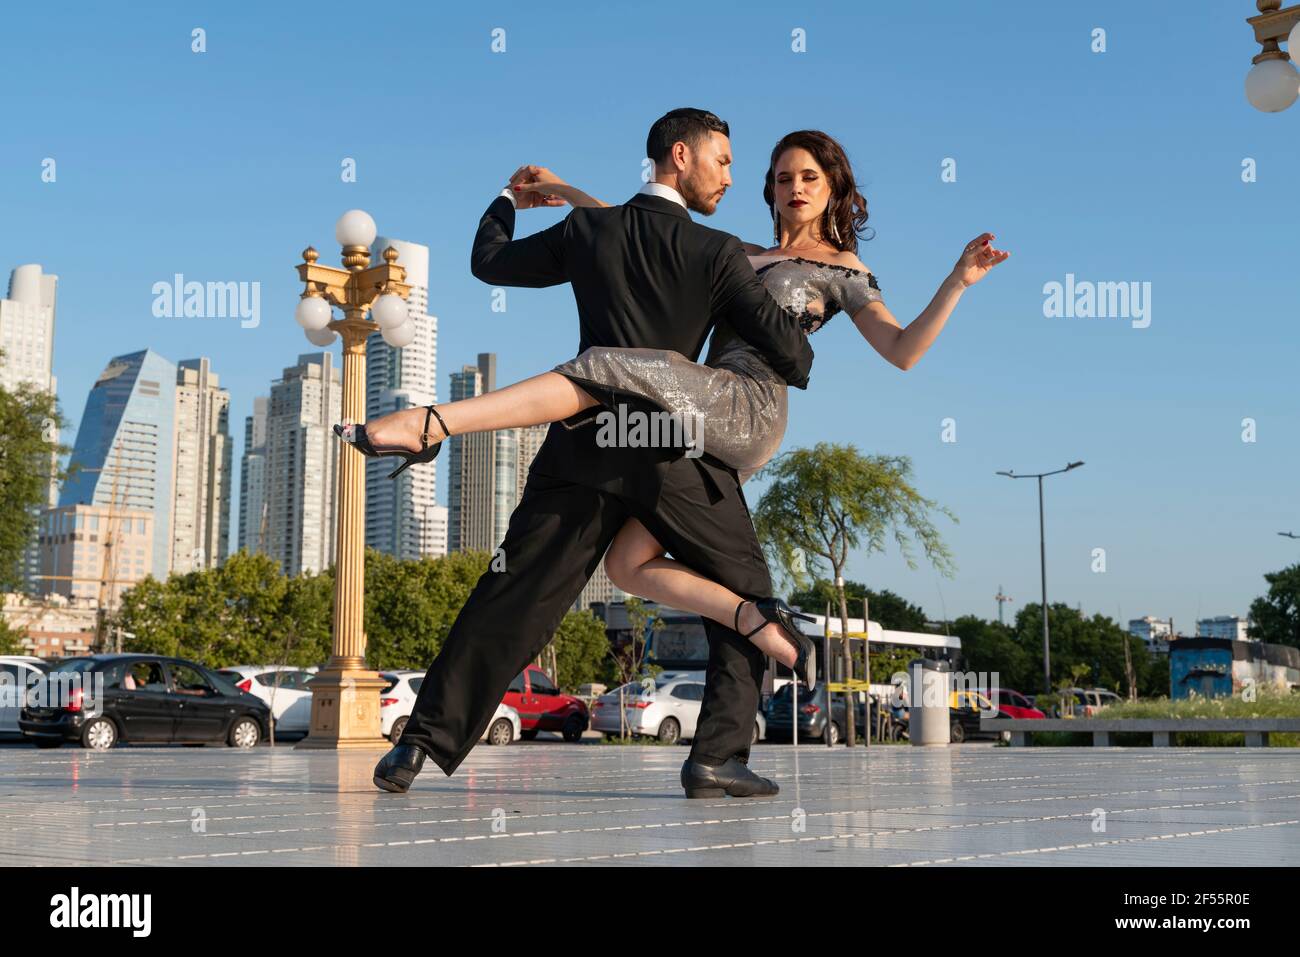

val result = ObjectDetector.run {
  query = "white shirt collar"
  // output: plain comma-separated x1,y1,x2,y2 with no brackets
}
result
638,181,688,210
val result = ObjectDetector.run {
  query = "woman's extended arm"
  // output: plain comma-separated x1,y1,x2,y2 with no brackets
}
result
849,232,1009,371
510,165,611,208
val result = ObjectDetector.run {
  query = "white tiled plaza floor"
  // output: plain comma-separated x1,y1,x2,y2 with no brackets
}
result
2,742,1298,867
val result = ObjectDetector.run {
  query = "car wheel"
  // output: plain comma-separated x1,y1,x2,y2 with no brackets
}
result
752,722,761,745
999,730,1012,744
657,717,681,745
389,716,409,743
520,729,539,741
561,715,585,742
228,716,260,749
950,721,965,744
828,722,841,746
487,717,514,746
81,717,117,751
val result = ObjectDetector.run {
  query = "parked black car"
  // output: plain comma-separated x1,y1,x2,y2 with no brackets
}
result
19,654,271,751
764,682,881,745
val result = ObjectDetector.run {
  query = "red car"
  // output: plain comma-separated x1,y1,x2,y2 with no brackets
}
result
503,665,589,741
993,688,1046,719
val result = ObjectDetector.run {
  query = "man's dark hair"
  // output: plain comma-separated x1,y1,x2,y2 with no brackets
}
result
646,108,730,166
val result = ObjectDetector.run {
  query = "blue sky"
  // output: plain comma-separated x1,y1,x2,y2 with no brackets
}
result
2,0,1297,632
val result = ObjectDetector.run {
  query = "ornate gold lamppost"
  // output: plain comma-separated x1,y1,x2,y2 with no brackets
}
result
293,210,417,749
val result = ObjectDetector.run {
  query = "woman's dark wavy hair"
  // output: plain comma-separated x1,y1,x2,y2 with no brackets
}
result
763,130,872,253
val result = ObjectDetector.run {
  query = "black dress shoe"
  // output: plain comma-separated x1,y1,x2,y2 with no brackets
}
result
373,743,427,793
681,756,779,799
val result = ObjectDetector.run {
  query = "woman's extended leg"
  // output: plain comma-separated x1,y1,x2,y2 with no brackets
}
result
603,518,798,667
357,371,598,453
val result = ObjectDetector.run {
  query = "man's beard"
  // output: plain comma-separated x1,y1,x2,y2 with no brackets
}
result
680,175,721,216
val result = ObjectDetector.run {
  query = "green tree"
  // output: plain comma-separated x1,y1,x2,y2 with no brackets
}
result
551,610,610,690
789,579,931,632
1008,602,1162,698
0,377,67,590
754,443,956,746
606,597,662,738
1247,563,1300,649
364,549,491,670
0,617,26,655
112,550,331,667
950,614,1034,691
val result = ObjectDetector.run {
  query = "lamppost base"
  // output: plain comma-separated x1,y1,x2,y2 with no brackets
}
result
294,669,391,750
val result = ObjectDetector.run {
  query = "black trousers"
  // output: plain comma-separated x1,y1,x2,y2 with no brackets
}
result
398,457,773,776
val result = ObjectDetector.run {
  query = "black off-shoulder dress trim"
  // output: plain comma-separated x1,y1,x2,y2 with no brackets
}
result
753,257,881,334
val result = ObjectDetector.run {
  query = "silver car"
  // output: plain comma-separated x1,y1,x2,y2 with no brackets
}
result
592,672,765,746
0,657,49,739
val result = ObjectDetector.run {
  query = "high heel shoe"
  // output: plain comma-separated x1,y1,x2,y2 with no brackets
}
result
333,404,449,479
735,597,818,692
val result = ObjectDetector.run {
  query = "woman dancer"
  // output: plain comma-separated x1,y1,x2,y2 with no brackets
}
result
336,130,1009,687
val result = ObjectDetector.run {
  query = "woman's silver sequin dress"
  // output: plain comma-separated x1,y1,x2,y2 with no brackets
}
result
552,257,884,483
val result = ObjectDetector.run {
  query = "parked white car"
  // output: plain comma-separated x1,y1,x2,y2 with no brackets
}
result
215,665,316,734
0,656,50,738
593,672,768,746
591,672,699,745
379,670,520,746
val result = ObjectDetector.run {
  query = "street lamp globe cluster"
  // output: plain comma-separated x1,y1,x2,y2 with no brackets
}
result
1245,2,1300,112
292,209,416,750
295,210,417,348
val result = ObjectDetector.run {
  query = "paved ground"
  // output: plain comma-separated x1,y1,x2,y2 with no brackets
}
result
2,742,1298,866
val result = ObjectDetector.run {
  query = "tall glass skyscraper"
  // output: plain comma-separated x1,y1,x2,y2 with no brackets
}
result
447,355,520,554
59,349,178,577
237,396,269,555
261,352,340,576
364,236,442,559
2,263,60,592
171,358,231,572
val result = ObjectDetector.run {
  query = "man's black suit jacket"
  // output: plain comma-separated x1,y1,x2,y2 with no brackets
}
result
470,191,814,509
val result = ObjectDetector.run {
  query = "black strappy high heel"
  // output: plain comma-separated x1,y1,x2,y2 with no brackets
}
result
333,404,449,479
735,597,818,692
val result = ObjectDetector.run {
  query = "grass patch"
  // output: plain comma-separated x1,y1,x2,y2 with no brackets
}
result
1026,686,1300,746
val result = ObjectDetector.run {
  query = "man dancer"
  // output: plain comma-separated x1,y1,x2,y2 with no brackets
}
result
374,108,813,798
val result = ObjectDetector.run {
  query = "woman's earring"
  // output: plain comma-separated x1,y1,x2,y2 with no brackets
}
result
827,210,841,245
772,206,781,245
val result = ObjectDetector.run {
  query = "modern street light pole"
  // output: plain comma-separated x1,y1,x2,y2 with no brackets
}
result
292,210,415,750
997,461,1085,695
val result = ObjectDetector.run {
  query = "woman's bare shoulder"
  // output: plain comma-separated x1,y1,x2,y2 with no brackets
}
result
829,249,871,273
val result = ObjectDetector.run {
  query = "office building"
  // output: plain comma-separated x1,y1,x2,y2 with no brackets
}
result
1,264,59,592
59,349,177,577
262,353,341,576
364,236,442,560
171,358,231,572
1197,615,1252,642
237,397,269,554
